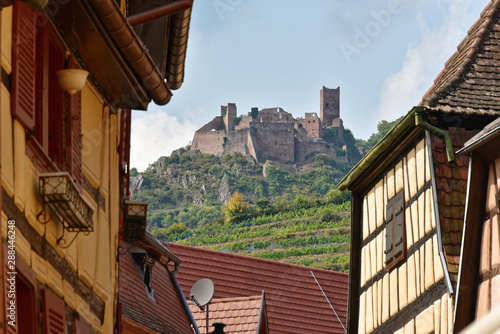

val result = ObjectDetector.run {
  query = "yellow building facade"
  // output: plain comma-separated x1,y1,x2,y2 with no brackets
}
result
0,0,192,332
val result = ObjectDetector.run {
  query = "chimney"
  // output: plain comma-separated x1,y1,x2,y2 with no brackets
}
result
210,322,227,334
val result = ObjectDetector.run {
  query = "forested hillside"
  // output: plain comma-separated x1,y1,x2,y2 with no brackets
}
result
130,119,400,272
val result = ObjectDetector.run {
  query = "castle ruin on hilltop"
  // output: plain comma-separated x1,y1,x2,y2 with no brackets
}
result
191,86,350,164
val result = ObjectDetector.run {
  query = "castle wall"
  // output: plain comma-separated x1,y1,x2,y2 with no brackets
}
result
256,108,295,123
235,115,253,131
197,116,223,132
252,122,295,163
298,113,322,138
331,118,344,139
223,128,253,157
191,129,226,155
295,139,347,163
320,86,340,126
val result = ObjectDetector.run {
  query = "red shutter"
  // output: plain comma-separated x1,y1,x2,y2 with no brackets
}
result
12,1,36,130
3,242,17,334
120,109,131,198
42,289,66,334
68,90,82,188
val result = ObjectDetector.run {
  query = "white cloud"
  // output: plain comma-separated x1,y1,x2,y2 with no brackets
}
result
375,0,478,122
130,110,199,172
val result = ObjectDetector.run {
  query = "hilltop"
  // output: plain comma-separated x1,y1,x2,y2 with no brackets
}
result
190,86,363,166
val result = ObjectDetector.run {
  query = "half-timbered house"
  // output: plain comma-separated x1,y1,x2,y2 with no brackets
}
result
338,1,500,333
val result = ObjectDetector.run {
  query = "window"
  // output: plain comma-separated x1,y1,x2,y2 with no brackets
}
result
12,2,82,188
385,190,406,269
132,252,156,300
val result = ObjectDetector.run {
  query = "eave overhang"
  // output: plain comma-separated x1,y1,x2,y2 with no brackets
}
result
45,0,193,110
337,106,425,192
135,231,182,266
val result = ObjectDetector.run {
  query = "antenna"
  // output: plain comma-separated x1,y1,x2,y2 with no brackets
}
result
190,279,215,334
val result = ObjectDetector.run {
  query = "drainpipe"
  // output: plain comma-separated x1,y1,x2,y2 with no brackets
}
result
127,0,193,26
170,263,201,334
414,107,455,162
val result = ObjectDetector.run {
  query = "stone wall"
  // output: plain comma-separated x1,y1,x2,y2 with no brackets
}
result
298,112,322,138
252,122,295,163
320,86,340,126
222,103,237,131
223,128,253,156
255,107,295,124
191,130,226,155
295,139,346,163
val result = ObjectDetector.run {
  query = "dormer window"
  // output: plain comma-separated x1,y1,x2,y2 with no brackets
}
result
132,252,156,300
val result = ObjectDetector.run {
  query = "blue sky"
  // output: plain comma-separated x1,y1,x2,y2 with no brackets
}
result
131,0,491,171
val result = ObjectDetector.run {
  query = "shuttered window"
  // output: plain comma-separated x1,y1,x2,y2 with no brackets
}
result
15,7,83,189
385,190,406,269
12,1,36,130
41,289,66,334
119,109,131,199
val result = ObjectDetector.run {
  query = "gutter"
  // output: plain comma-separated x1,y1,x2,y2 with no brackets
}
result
170,263,201,334
87,0,172,105
414,108,455,162
127,0,193,26
337,107,418,191
337,106,455,190
426,131,455,297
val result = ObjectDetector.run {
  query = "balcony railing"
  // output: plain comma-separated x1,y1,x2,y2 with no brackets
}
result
39,172,94,232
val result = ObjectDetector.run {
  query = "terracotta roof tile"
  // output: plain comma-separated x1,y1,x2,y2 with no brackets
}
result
167,243,348,334
430,128,477,289
421,1,500,116
189,295,263,334
119,251,194,334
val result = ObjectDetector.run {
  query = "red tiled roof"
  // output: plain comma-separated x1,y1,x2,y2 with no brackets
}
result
119,251,194,334
189,295,265,334
166,243,348,334
421,0,500,116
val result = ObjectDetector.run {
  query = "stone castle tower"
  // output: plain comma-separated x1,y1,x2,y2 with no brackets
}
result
222,103,237,131
320,86,340,126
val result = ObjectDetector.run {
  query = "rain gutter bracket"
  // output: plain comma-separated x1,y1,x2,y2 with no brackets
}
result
414,106,455,162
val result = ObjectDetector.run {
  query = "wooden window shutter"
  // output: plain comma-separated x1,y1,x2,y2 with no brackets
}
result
393,194,406,259
384,205,394,266
12,1,37,131
41,289,66,334
67,56,82,189
385,190,406,269
3,243,17,334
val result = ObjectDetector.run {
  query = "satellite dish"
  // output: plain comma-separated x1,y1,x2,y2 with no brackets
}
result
190,278,215,310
